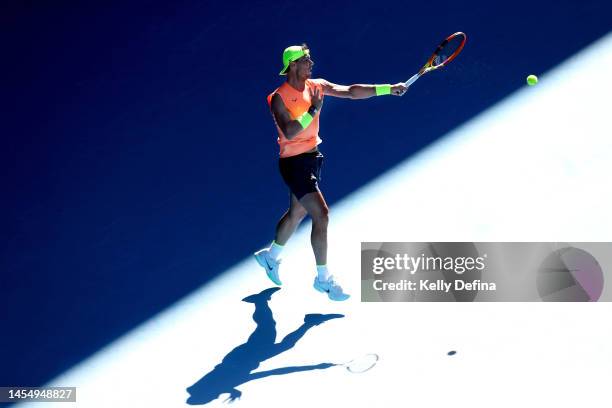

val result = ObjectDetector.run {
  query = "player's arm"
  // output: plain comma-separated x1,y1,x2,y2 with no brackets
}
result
318,79,407,99
270,90,321,140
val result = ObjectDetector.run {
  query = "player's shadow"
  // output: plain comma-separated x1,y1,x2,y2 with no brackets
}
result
185,286,343,405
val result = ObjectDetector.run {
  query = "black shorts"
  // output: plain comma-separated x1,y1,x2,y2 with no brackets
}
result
278,151,324,200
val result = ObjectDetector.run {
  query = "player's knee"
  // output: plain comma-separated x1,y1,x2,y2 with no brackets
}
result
312,206,329,224
290,207,307,222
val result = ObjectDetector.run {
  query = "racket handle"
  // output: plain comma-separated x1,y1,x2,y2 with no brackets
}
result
404,73,420,87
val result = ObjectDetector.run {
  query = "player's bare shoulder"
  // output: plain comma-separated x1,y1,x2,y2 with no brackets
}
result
311,78,331,92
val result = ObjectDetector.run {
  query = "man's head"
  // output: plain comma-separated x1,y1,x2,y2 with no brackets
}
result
279,43,314,79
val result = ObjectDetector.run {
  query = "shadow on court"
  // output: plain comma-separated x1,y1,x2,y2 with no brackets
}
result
185,286,343,405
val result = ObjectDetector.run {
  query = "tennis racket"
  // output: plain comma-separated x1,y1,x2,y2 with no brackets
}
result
404,32,467,87
334,353,379,373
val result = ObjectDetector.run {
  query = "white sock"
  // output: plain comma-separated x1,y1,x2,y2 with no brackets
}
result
317,264,331,281
268,241,284,260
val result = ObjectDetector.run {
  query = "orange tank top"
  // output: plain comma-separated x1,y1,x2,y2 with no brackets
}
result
267,79,323,158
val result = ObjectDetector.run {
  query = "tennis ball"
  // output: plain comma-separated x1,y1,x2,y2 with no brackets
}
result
527,74,538,86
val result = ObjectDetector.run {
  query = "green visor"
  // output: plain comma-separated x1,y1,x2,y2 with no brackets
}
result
279,46,309,75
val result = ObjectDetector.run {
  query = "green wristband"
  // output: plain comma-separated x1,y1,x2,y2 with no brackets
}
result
375,84,391,96
297,111,314,129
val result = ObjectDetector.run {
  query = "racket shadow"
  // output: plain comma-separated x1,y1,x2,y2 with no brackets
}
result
185,286,343,405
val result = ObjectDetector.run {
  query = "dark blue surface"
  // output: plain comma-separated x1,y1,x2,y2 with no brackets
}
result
1,0,610,387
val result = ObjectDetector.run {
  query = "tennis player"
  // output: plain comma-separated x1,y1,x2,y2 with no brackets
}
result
255,44,407,301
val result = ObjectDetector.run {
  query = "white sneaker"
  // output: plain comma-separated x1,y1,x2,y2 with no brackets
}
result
254,249,282,286
313,275,350,301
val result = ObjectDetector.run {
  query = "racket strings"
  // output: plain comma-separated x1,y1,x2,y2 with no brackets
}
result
432,34,465,67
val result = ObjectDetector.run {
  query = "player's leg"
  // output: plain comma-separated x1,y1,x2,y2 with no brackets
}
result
299,191,349,301
254,194,306,286
298,191,329,265
274,193,307,246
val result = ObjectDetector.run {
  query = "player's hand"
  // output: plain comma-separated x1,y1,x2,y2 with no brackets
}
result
309,87,323,109
391,83,408,96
